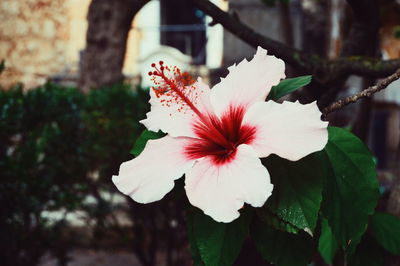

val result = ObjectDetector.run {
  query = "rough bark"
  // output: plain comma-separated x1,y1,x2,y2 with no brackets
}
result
309,0,381,108
301,0,329,57
79,0,149,92
341,0,380,57
277,1,294,48
345,0,380,141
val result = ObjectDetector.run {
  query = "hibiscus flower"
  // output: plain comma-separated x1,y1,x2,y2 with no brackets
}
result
112,47,328,223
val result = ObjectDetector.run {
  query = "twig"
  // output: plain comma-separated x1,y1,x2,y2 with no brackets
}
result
322,68,400,117
193,0,400,78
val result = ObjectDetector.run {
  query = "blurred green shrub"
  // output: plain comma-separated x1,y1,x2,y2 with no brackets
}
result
0,83,149,266
394,25,400,39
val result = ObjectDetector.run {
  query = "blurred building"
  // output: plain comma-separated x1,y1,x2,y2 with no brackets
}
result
222,0,302,65
135,0,225,87
0,0,225,89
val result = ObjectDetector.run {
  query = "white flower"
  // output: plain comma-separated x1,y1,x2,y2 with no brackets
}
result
112,47,328,223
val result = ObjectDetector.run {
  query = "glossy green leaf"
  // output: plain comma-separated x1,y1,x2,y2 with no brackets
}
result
186,209,206,266
251,216,314,266
130,129,165,156
267,75,312,100
256,208,300,234
348,233,385,266
321,127,379,249
187,207,252,266
318,217,338,264
371,212,400,255
262,153,324,233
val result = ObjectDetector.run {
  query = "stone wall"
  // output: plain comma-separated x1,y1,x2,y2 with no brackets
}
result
0,0,70,88
0,0,141,89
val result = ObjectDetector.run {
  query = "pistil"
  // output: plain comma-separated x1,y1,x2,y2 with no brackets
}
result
149,62,234,150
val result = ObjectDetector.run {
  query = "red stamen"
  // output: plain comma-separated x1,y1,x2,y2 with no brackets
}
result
148,61,255,161
149,62,234,148
149,62,201,116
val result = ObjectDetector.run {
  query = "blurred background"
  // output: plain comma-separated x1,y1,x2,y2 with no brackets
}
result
0,0,400,265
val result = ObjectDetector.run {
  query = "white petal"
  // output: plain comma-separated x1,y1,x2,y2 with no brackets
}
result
141,78,212,138
185,144,273,223
210,47,285,117
112,136,195,203
242,101,328,161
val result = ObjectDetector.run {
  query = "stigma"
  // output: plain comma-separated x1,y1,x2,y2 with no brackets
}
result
148,62,202,115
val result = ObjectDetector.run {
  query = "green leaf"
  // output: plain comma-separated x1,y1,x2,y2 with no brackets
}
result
318,217,339,264
262,153,324,233
251,216,314,266
348,233,385,266
321,127,379,249
187,207,252,266
370,212,400,255
267,75,312,100
256,208,300,234
130,129,165,156
186,209,206,266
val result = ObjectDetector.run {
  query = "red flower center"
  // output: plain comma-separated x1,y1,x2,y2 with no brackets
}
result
149,62,256,165
186,106,256,165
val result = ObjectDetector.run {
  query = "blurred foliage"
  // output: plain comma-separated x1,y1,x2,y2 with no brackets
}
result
394,26,400,39
0,83,149,266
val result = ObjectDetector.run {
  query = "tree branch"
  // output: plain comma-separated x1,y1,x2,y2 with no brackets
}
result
193,0,314,72
193,0,400,78
322,68,400,117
